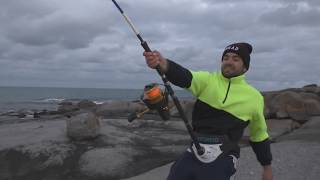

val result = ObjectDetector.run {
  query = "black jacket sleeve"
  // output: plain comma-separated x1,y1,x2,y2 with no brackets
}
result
249,138,272,166
165,59,192,88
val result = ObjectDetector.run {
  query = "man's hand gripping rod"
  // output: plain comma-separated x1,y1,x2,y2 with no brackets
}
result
112,0,204,155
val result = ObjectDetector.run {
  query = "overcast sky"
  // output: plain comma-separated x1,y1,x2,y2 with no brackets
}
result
0,0,319,91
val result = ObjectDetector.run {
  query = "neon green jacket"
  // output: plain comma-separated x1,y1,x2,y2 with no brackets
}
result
165,60,272,165
188,71,269,143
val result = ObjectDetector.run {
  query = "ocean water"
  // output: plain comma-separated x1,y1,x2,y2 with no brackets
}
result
0,86,192,113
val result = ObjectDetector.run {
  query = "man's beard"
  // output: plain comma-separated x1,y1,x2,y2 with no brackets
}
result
221,65,241,78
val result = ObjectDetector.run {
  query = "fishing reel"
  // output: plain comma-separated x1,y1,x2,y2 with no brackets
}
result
128,83,170,122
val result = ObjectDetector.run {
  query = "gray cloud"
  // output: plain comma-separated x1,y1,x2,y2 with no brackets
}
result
270,0,320,6
0,0,319,90
260,3,320,27
4,1,112,49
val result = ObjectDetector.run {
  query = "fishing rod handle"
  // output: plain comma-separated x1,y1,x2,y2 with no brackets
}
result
141,41,152,52
140,40,166,77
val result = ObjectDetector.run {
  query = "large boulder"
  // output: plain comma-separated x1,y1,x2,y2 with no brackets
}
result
242,119,296,141
299,92,320,101
269,91,303,119
66,112,100,140
302,84,320,94
265,90,320,121
262,85,320,120
96,101,145,117
304,99,320,116
262,91,279,119
286,104,309,122
58,101,79,113
77,100,97,110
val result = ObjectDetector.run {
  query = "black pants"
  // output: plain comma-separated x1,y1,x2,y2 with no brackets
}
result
167,151,237,180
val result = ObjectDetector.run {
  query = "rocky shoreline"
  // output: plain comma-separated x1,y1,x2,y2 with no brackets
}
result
0,84,319,180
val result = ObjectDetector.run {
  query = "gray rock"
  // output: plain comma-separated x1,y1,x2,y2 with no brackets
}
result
302,84,320,94
58,101,79,113
79,147,141,177
235,141,320,180
96,101,145,117
123,163,172,180
300,92,320,101
270,91,305,119
277,116,320,143
286,104,310,122
304,99,320,116
243,119,294,142
264,90,320,121
170,100,194,122
66,112,100,140
0,117,190,180
77,100,97,110
275,110,289,119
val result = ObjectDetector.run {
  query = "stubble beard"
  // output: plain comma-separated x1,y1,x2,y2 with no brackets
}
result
221,65,242,78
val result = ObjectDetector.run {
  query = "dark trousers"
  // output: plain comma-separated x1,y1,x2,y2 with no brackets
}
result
167,151,237,180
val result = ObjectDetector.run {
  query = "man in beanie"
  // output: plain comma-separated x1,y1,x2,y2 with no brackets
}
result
143,42,273,180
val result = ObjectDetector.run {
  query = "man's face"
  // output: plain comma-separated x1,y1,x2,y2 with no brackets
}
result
221,52,247,78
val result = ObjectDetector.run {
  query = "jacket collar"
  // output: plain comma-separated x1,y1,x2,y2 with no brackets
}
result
219,72,246,83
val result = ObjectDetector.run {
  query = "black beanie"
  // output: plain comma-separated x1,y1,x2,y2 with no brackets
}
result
222,42,253,70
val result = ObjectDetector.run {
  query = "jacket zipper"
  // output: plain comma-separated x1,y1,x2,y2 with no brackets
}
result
222,79,231,104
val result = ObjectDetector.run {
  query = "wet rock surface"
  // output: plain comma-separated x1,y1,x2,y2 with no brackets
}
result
0,117,189,180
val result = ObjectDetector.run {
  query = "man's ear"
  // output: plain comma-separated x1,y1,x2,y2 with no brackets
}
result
243,67,248,73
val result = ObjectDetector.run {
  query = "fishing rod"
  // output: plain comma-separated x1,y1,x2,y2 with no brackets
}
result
111,0,204,155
